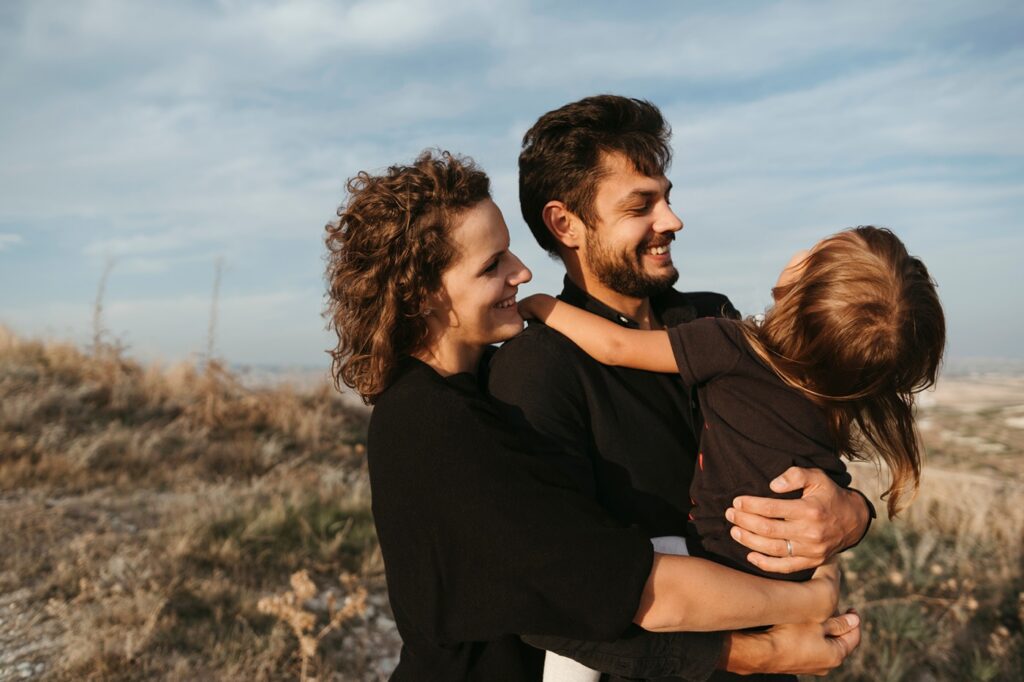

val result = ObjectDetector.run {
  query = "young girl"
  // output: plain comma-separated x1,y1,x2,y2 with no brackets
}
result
524,225,944,680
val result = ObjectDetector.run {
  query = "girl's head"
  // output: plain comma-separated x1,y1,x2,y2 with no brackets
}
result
752,226,945,516
325,150,531,404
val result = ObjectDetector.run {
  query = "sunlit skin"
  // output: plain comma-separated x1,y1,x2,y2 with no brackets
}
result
414,199,532,377
774,247,811,296
543,152,683,329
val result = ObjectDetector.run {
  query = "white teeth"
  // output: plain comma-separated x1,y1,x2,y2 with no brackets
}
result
495,296,516,309
645,245,669,256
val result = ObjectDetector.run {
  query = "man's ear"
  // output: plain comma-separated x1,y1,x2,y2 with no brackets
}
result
542,200,584,250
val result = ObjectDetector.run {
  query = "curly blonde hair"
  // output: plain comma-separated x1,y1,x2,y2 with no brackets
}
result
324,151,491,404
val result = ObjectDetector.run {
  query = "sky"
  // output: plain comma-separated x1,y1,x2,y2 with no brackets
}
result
1,0,1022,368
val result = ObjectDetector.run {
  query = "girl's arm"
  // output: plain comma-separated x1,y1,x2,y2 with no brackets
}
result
518,294,677,373
635,554,840,632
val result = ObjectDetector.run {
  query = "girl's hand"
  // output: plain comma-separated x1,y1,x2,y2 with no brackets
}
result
517,293,557,321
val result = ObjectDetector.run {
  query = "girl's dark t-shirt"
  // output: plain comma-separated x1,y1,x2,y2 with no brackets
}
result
367,357,654,681
667,318,852,582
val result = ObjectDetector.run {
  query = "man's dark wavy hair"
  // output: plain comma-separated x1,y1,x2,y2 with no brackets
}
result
519,95,673,256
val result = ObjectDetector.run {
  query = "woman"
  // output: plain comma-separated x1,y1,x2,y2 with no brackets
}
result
324,150,856,680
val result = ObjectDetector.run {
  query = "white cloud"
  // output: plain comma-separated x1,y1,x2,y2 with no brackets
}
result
0,0,1021,362
0,233,23,251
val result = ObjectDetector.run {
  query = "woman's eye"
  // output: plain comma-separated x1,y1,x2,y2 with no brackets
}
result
483,257,500,273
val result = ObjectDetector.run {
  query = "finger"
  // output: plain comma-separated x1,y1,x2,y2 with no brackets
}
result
769,466,825,493
822,612,860,638
725,507,792,539
745,551,818,574
731,495,804,519
730,525,791,557
832,621,862,657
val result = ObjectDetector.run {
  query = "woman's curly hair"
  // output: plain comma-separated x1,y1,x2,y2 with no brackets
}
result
324,150,491,404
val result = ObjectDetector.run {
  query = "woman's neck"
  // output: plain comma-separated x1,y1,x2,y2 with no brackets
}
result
413,339,484,377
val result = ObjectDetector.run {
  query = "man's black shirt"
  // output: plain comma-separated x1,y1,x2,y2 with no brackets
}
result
488,277,740,681
489,277,740,537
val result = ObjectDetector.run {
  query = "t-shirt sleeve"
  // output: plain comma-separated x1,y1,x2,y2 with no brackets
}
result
667,318,745,388
368,387,653,645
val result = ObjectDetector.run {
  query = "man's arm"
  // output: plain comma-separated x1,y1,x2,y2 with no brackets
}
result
726,467,874,574
525,611,862,679
720,611,862,676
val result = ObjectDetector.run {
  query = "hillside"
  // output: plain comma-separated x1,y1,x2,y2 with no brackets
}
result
1,327,1021,680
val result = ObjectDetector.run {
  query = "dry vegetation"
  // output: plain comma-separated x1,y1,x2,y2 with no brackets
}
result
0,326,397,681
1,326,1022,680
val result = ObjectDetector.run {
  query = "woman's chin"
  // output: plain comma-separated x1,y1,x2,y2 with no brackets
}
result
486,316,527,345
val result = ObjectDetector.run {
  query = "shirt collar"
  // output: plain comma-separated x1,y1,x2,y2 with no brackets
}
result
557,275,699,329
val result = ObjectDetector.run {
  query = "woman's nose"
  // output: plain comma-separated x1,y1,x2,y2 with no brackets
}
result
507,251,532,285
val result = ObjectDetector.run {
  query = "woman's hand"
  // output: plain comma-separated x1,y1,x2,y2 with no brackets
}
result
803,559,841,623
517,293,557,321
720,610,862,676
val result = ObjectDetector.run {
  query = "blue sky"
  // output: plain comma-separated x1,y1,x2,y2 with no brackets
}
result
1,0,1021,367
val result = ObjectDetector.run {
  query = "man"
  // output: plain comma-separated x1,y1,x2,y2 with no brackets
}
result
488,95,872,680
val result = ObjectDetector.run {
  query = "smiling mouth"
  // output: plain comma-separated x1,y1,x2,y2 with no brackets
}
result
494,295,517,309
642,244,671,256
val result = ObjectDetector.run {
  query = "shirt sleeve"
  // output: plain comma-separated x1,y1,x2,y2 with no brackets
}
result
667,318,745,388
523,628,724,681
368,386,653,645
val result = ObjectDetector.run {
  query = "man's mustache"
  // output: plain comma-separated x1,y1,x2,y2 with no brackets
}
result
639,233,676,250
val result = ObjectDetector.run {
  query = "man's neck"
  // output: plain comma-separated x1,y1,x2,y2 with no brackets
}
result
567,270,659,330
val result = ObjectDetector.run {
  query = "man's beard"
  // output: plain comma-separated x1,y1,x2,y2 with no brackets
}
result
585,229,679,299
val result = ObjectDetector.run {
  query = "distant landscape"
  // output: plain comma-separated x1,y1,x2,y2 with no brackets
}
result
1,326,1021,680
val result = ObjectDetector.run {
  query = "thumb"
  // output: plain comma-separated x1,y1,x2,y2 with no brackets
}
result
770,466,806,493
822,612,860,638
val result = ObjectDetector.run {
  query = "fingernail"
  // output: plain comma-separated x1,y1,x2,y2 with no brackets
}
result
730,527,741,541
725,508,735,522
770,476,786,492
846,614,860,626
732,497,742,510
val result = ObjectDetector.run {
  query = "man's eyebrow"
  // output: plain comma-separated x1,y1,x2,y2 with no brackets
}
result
615,188,662,208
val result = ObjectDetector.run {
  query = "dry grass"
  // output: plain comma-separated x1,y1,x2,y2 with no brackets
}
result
0,326,392,681
825,379,1024,682
2,325,1022,680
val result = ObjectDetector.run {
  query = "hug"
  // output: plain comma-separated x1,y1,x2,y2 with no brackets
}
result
324,95,945,681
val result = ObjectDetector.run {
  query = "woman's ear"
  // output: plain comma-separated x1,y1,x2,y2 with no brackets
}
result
542,201,583,250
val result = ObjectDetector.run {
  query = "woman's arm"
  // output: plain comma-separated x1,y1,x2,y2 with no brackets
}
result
634,554,840,632
518,294,677,373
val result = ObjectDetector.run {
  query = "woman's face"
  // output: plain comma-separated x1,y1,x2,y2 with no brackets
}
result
433,199,532,350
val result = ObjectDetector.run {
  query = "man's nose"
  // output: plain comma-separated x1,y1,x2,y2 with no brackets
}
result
655,203,683,233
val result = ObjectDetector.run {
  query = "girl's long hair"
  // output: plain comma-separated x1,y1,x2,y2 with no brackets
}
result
741,227,945,517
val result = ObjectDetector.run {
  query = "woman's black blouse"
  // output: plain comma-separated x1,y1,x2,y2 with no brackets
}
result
367,357,655,681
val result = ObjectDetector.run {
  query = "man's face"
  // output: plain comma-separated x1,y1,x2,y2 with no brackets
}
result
579,153,683,299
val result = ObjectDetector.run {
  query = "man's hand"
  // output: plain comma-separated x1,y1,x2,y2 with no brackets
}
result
725,467,871,574
720,611,862,676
